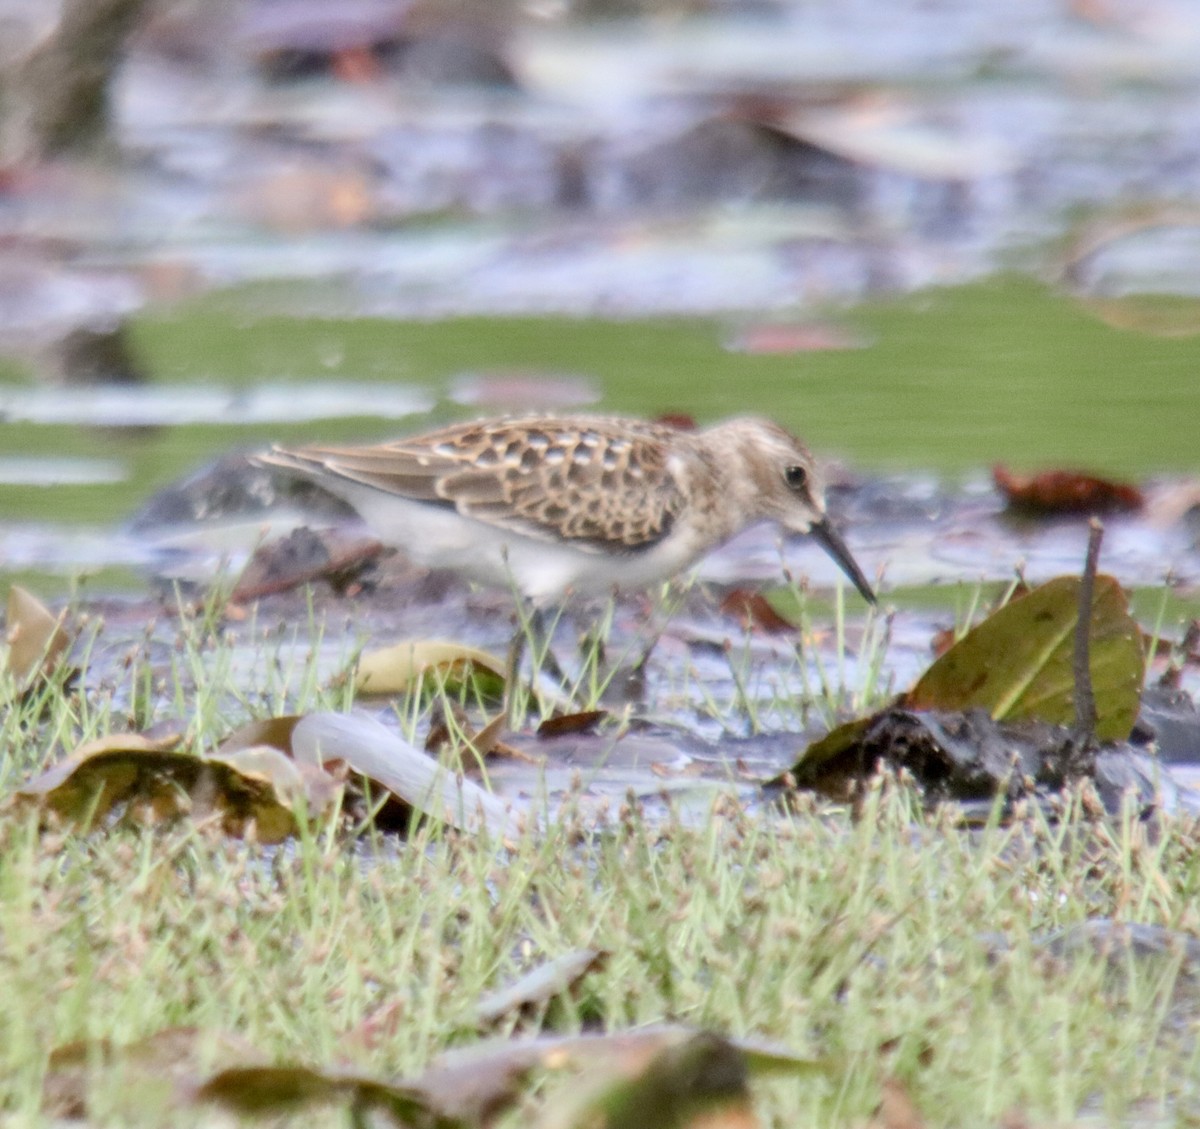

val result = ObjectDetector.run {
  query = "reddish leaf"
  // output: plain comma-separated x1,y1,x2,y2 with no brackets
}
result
330,44,384,83
537,710,608,738
653,413,696,431
719,590,796,634
232,531,384,602
993,465,1143,515
727,322,865,354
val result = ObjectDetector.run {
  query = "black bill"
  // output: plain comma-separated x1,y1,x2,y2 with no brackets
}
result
809,518,877,605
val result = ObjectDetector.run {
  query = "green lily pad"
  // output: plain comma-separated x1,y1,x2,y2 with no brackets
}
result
905,575,1143,742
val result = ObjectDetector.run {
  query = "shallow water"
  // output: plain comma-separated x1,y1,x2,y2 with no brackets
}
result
0,278,1197,537
3,0,1200,557
1,2,1199,799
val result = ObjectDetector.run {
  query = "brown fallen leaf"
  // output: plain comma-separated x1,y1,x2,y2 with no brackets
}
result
330,43,384,83
719,589,796,634
44,1027,263,1121
5,584,72,688
355,639,508,699
425,705,536,769
429,1026,824,1128
993,465,1143,516
231,530,385,602
197,1065,429,1121
537,710,608,738
929,625,956,658
536,1028,756,1129
15,732,338,842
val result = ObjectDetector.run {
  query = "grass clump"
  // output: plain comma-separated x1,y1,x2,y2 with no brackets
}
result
1,775,1200,1125
2,587,1200,1126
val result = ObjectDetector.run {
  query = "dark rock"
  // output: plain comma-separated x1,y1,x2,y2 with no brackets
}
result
778,705,1200,816
616,118,862,210
127,453,358,533
51,322,146,386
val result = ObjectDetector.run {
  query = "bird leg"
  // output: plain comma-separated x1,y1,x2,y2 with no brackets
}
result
504,620,527,729
505,604,571,727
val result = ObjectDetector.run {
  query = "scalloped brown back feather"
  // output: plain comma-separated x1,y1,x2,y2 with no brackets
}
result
264,416,689,551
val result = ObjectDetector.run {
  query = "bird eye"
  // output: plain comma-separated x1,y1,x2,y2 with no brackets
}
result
784,464,808,491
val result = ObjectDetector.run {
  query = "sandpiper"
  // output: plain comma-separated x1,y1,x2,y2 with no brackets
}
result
255,413,876,607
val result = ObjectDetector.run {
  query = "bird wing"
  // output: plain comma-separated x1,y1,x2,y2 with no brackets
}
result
265,417,688,551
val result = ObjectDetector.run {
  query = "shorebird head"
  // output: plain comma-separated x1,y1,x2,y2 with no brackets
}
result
717,417,877,605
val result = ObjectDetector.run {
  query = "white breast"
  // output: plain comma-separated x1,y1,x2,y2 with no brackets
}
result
328,481,712,604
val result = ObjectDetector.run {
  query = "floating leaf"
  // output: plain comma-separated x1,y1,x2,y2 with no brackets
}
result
993,465,1143,515
905,575,1143,741
5,585,72,687
719,589,797,634
355,639,508,698
537,710,608,739
725,321,867,355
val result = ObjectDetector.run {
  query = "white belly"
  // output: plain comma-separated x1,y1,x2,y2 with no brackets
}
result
335,484,708,604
